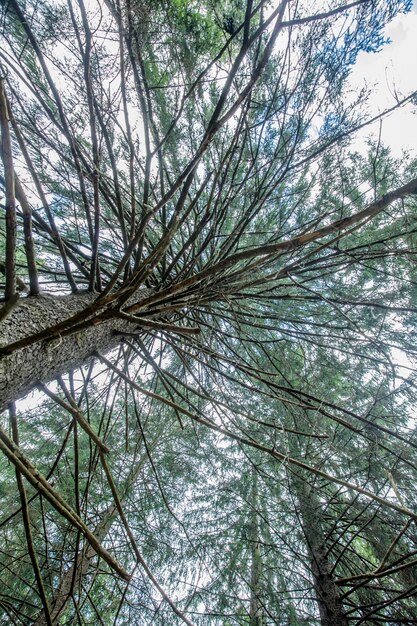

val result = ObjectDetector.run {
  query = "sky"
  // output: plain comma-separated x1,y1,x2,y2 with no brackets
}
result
11,1,417,412
348,2,417,156
345,2,417,380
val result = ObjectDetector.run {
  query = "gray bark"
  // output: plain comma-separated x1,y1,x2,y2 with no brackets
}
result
35,503,117,626
0,291,141,411
33,435,158,625
296,481,348,626
249,466,263,626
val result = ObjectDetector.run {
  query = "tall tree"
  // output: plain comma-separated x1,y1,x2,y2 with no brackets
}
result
1,0,417,623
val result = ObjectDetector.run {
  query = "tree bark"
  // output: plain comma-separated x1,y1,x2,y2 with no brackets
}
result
249,466,263,626
296,480,348,626
33,436,156,625
0,291,140,411
34,503,117,626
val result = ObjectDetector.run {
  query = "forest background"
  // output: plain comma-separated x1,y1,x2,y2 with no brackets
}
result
2,1,417,624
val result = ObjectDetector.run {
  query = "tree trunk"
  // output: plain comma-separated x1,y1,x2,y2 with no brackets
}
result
34,444,152,625
249,466,263,626
0,291,140,410
296,480,348,626
35,514,115,626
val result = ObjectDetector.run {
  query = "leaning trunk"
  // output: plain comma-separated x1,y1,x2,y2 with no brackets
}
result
0,292,141,410
34,441,153,625
33,500,120,626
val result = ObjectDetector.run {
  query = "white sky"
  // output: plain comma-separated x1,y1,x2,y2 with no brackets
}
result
346,3,417,385
348,2,417,155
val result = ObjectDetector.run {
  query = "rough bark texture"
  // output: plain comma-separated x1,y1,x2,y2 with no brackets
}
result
0,291,141,410
249,467,263,626
297,482,348,626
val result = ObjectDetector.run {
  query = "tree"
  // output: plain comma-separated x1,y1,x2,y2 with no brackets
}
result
1,0,417,623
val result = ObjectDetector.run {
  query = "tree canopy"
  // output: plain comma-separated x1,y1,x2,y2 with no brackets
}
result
1,0,417,624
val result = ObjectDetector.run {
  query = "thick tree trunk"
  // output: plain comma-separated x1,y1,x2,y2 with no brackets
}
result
0,291,140,411
296,481,348,626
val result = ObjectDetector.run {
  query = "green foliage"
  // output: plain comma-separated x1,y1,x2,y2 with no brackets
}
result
1,0,417,624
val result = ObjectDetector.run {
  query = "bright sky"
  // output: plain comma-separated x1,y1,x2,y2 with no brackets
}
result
348,2,417,156
346,3,417,383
